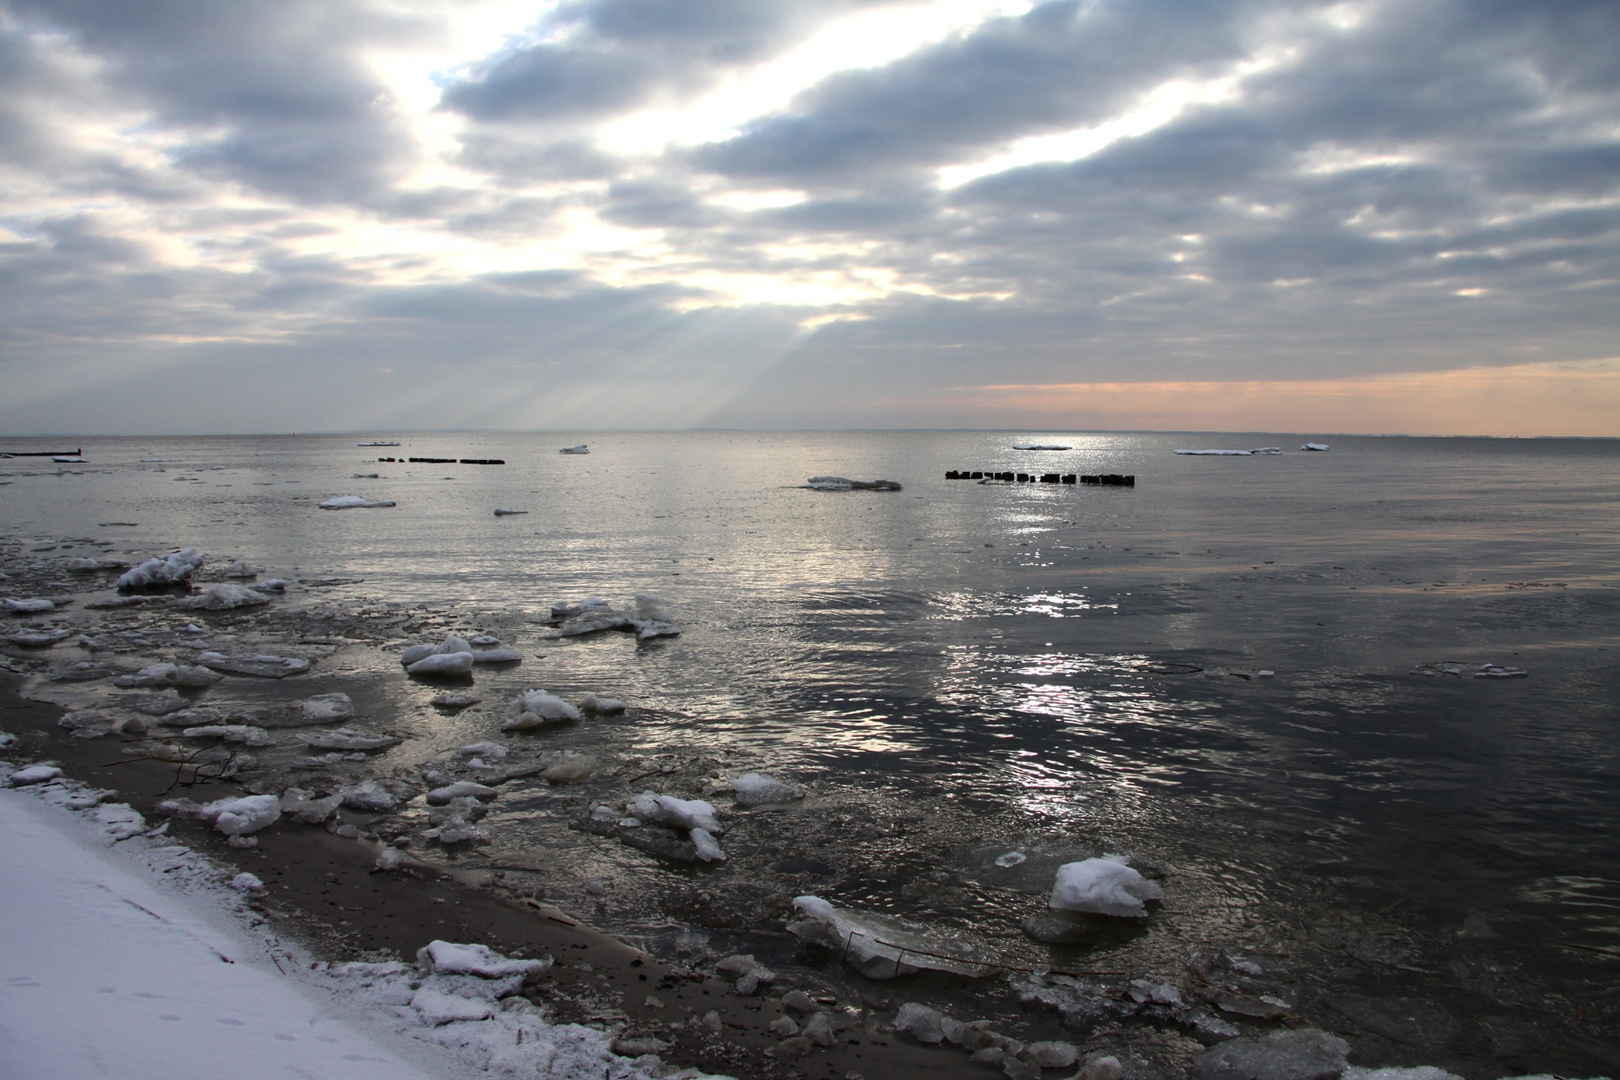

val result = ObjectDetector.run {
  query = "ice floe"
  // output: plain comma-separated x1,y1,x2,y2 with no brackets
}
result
114,662,223,688
559,444,589,454
493,507,528,515
1050,857,1164,917
58,710,145,739
195,651,311,678
64,556,128,571
221,559,264,577
550,593,680,639
1301,442,1331,451
803,476,902,491
203,793,281,837
180,724,276,747
6,628,73,646
3,597,57,613
577,692,626,713
426,780,498,804
117,548,204,589
788,895,998,978
256,692,354,728
318,495,396,509
294,728,401,751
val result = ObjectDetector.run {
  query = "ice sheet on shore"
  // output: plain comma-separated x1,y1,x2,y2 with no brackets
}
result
117,547,203,589
318,495,397,509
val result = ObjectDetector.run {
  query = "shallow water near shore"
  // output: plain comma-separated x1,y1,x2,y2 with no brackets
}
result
4,430,1619,1074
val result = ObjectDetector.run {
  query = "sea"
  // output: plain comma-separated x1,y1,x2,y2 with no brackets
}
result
3,430,1617,1070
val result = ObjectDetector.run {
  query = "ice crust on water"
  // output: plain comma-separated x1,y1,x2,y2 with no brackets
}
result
503,688,583,729
731,772,803,807
788,895,997,979
318,495,396,509
1050,857,1164,917
116,548,203,589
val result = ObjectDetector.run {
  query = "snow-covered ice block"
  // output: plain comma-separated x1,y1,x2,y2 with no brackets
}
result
9,764,64,785
117,548,203,589
502,689,582,730
175,583,269,610
540,752,597,784
1050,858,1164,917
3,598,56,613
576,692,624,713
279,788,342,824
411,985,493,1025
205,794,281,836
406,652,474,676
319,495,396,509
401,635,473,665
731,772,802,807
181,724,275,747
418,940,552,980
788,896,998,979
689,826,726,863
340,780,401,813
426,781,497,804
256,692,355,728
629,791,722,833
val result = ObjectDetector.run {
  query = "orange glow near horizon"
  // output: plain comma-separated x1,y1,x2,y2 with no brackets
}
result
928,358,1620,437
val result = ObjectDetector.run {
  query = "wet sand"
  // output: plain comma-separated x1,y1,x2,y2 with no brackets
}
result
1,668,992,1080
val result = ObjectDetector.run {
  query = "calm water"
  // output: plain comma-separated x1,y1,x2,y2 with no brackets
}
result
5,430,1618,1064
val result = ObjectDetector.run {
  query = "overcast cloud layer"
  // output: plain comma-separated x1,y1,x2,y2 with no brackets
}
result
1,0,1617,435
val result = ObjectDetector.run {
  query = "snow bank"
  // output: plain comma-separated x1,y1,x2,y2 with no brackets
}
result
117,548,204,589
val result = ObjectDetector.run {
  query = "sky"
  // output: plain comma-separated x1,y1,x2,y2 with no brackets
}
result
0,0,1616,437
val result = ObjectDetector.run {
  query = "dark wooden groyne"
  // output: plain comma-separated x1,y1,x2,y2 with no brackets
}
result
945,471,1134,486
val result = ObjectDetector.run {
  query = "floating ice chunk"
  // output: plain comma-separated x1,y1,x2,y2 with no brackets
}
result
406,652,474,676
731,772,803,807
3,598,56,613
253,692,355,728
59,710,143,739
295,728,402,751
469,635,499,646
279,788,342,824
540,751,598,784
10,764,63,785
574,692,625,714
471,648,522,663
65,556,128,571
559,444,589,454
457,741,507,759
375,847,404,871
1174,449,1253,456
893,1002,949,1043
1050,858,1164,917
205,794,281,836
181,724,275,747
222,559,263,577
629,791,723,833
430,692,479,708
319,495,396,509
1249,447,1283,455
788,896,998,979
493,507,528,516
195,652,310,678
117,548,203,589
429,817,489,844
551,597,610,619
340,780,400,812
502,689,582,730
7,628,73,647
690,826,727,862
427,781,498,804
252,579,287,593
1192,1029,1350,1080
115,662,223,688
1301,443,1331,451
804,476,902,491
995,851,1028,868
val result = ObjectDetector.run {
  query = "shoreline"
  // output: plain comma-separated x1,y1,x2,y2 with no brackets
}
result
0,667,991,1080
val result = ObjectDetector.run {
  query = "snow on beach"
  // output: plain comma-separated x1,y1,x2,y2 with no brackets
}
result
0,777,724,1080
